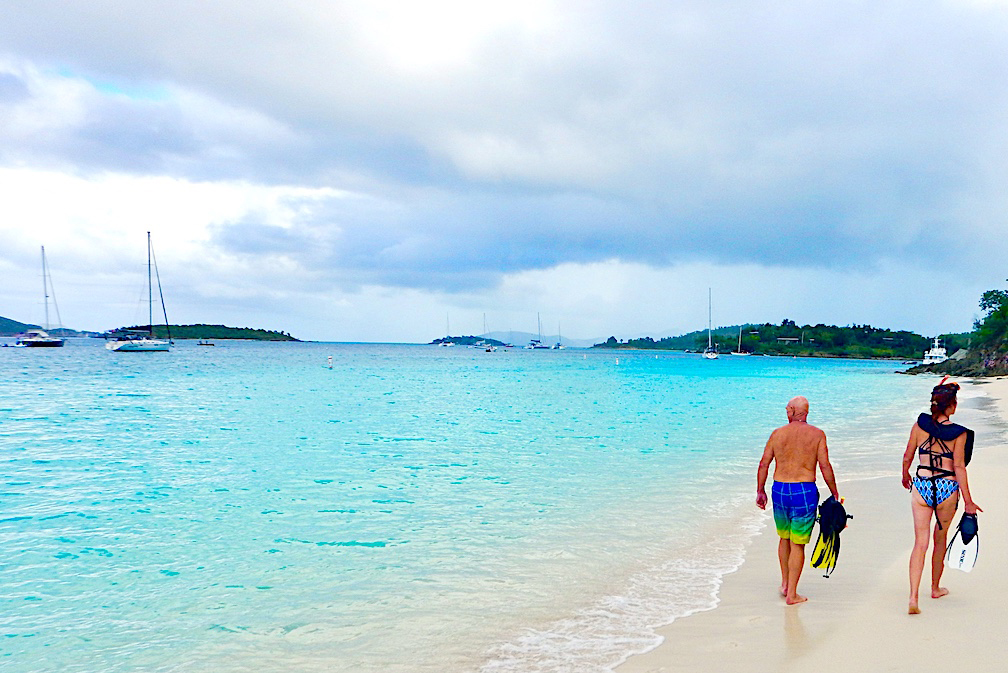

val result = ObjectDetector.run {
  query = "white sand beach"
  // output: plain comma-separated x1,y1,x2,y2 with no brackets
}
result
618,377,1008,673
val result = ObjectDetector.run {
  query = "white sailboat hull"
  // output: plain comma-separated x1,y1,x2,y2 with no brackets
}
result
106,338,171,352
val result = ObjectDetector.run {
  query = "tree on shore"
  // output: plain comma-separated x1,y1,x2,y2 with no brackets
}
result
976,288,1008,351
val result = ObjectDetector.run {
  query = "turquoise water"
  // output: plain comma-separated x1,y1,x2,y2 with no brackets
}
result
0,341,933,672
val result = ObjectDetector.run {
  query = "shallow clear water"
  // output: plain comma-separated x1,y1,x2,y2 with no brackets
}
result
0,341,933,672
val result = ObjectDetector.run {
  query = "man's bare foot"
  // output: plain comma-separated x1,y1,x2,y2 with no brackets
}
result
786,594,808,605
908,602,921,615
932,587,949,599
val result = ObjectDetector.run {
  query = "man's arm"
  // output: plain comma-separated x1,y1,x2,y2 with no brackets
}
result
816,432,840,500
756,433,775,509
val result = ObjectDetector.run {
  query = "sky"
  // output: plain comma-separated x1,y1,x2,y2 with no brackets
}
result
2,1,1007,343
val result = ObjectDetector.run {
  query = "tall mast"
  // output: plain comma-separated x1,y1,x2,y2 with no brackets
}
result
708,288,713,348
41,246,50,330
147,231,153,336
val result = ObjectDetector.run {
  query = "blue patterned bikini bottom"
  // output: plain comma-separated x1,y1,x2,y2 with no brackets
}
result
912,477,959,507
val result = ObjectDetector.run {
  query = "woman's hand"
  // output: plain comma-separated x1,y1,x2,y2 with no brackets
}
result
901,472,912,490
965,502,983,515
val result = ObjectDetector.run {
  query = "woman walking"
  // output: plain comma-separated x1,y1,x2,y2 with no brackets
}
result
901,378,981,614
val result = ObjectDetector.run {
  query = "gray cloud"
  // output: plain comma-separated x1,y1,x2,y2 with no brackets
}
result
2,1,1008,339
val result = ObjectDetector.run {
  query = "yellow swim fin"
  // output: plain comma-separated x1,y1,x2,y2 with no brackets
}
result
809,496,851,577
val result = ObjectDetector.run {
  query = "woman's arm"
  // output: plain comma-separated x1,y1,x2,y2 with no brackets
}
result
901,424,920,490
953,433,982,514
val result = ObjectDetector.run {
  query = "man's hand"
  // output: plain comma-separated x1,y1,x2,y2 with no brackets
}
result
756,490,768,510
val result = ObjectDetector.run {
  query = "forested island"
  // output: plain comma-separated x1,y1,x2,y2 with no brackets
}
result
0,315,94,337
2,314,298,341
594,320,969,360
113,324,299,341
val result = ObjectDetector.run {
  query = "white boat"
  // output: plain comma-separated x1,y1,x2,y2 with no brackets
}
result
552,321,565,349
107,232,172,352
702,288,718,359
526,313,551,349
482,314,497,352
438,314,455,346
16,246,65,348
922,337,948,364
16,328,64,348
730,326,750,356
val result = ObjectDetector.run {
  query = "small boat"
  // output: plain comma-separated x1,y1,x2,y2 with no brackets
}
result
17,246,64,347
438,314,455,346
107,232,172,353
922,337,948,364
198,340,215,346
16,328,64,348
730,326,750,356
702,288,718,360
482,314,497,352
526,313,552,349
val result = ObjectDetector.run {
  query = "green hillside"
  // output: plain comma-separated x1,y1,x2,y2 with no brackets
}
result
594,320,969,360
0,315,35,336
116,324,299,341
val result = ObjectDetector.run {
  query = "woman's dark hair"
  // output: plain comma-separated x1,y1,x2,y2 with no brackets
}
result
930,376,960,420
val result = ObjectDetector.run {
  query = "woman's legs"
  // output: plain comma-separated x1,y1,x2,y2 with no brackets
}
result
908,495,935,614
930,492,959,598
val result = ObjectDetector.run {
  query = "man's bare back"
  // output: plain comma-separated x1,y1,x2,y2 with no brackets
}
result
765,420,828,483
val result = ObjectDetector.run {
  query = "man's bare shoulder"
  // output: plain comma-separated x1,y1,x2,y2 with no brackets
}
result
774,421,824,433
767,424,789,443
804,422,827,437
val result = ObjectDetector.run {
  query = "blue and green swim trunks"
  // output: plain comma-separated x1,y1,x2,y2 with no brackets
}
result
771,481,819,544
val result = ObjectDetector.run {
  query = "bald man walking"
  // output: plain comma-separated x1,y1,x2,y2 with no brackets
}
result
756,396,840,604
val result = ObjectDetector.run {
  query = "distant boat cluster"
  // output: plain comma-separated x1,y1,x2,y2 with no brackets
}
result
435,312,564,351
13,233,174,353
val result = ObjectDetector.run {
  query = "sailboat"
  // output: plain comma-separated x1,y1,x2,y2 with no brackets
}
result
702,288,718,360
106,232,172,352
483,314,496,352
731,326,750,356
552,321,565,349
526,313,551,349
16,246,65,347
438,313,454,346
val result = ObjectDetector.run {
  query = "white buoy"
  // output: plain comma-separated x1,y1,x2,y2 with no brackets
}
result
328,355,333,369
616,357,619,365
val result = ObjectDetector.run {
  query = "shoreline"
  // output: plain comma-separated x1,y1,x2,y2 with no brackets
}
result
617,377,1008,673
